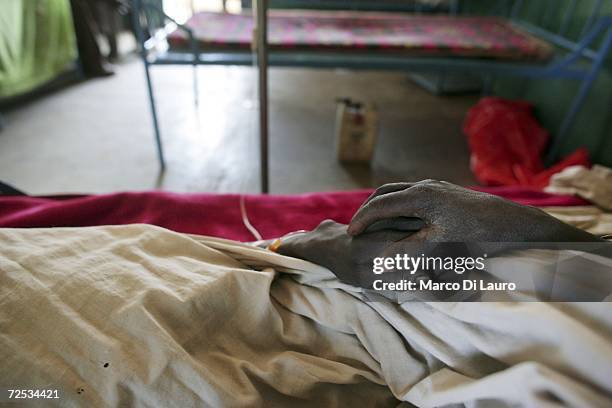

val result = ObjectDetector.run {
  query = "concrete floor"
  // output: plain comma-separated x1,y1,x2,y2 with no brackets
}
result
0,57,478,195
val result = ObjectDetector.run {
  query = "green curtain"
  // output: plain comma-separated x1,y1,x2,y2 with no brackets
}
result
0,0,77,98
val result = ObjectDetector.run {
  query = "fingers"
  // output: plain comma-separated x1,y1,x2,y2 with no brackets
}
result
363,179,445,207
348,189,427,236
364,182,414,205
350,180,450,236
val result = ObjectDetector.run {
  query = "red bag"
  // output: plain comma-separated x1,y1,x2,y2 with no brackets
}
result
463,97,590,189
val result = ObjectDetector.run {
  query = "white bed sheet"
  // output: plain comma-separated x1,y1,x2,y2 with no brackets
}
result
1,225,611,407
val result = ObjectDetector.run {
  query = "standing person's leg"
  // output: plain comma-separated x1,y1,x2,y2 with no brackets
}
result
107,13,120,61
92,0,121,61
69,0,114,77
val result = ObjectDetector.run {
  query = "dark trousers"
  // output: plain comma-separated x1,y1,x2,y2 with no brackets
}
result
69,0,120,77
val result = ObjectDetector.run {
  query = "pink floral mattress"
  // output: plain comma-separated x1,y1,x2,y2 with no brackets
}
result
168,10,553,61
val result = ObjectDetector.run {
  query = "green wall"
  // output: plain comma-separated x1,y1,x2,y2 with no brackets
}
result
490,1,612,166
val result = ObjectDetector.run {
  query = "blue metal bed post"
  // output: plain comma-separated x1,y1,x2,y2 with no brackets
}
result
132,0,166,171
547,22,612,163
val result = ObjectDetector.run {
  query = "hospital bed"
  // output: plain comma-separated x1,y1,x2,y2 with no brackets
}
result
1,184,611,405
132,0,612,191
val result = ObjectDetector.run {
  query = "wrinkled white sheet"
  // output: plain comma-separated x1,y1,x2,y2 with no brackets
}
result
1,225,611,407
544,206,612,236
546,165,612,211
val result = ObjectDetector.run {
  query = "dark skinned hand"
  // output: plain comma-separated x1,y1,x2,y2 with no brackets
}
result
277,180,602,288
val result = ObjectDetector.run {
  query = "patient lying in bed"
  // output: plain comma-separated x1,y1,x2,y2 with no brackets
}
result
0,181,610,407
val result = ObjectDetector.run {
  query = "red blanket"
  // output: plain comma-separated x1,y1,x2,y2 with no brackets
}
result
0,187,585,241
